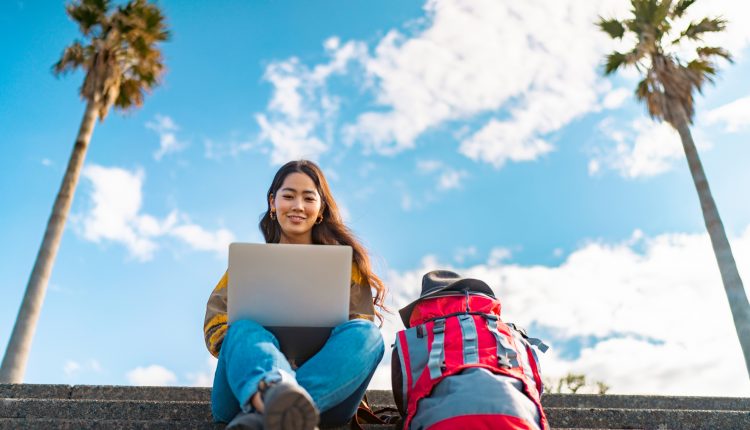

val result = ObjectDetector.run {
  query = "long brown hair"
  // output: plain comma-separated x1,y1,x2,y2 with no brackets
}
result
259,160,387,323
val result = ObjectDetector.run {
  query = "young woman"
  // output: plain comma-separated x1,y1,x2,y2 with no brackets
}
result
204,160,387,430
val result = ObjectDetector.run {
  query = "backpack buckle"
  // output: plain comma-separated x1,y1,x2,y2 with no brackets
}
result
497,355,512,369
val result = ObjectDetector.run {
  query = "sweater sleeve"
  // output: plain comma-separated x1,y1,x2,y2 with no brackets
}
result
204,271,228,358
349,265,376,322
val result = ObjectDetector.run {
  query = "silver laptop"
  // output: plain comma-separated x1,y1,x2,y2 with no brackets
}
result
227,243,352,363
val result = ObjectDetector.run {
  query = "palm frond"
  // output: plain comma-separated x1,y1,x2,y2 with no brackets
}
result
636,75,666,121
52,40,89,76
624,17,639,33
126,55,163,89
680,17,727,41
597,17,625,39
603,52,627,75
670,0,697,19
114,77,145,110
652,0,672,28
629,0,649,32
687,59,716,81
635,77,652,102
630,0,651,20
631,0,664,28
66,0,110,36
696,46,733,63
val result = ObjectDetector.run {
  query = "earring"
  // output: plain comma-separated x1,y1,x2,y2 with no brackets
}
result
315,215,323,225
270,211,276,220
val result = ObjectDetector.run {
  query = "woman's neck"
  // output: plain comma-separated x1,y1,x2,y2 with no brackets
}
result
279,232,313,245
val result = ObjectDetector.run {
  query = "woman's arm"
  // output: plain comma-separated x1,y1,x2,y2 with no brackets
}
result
204,271,228,357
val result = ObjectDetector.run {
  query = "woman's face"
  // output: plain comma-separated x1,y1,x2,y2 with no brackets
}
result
270,172,322,244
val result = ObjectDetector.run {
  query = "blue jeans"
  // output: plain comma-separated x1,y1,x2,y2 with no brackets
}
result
211,318,384,426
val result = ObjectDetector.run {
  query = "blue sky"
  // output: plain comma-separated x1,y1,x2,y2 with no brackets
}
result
2,0,750,395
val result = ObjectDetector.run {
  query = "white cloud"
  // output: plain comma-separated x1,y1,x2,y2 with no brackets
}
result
337,201,352,224
203,137,256,161
460,119,555,168
453,246,477,263
437,169,467,190
63,359,102,379
602,88,631,110
63,361,80,377
256,39,368,165
587,159,601,175
343,0,626,165
169,224,235,256
41,158,53,167
80,165,159,259
80,164,235,261
127,365,177,386
371,226,750,396
706,96,750,133
256,113,328,165
252,0,750,169
359,162,377,178
591,119,692,178
487,247,512,265
146,115,187,161
416,159,442,173
186,356,217,387
415,159,468,191
400,193,413,212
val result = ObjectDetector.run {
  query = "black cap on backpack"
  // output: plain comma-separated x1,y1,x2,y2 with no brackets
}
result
398,270,496,328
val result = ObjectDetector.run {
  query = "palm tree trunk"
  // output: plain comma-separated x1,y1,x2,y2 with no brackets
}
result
0,100,99,383
674,110,750,378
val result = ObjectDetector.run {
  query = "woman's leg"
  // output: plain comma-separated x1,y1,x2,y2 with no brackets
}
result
295,319,384,416
211,319,296,422
318,368,377,427
211,346,241,423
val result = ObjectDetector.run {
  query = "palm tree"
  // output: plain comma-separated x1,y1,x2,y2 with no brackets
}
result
0,0,169,383
598,0,750,377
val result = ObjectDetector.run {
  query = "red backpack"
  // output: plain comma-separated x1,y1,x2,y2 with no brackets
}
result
392,271,549,430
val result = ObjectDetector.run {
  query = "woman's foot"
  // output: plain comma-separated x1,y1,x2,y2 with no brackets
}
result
226,411,264,430
261,381,319,430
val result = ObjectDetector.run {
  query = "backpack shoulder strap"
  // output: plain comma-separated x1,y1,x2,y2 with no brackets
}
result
484,314,519,368
508,322,550,353
427,318,447,379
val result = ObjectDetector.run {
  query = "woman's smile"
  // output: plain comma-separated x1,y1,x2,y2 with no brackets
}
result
288,214,306,223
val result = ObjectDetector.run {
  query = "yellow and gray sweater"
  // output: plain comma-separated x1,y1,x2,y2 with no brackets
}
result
203,266,376,357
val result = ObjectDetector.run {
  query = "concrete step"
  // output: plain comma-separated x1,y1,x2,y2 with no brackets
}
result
0,418,392,430
0,418,224,430
545,407,750,430
0,398,210,421
5,384,750,412
4,398,750,429
3,384,750,429
0,384,210,402
5,384,750,411
542,393,750,411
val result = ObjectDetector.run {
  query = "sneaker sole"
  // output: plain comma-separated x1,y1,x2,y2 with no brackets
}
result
263,389,319,430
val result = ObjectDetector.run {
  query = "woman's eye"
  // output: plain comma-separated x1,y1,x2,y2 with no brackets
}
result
306,197,316,202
